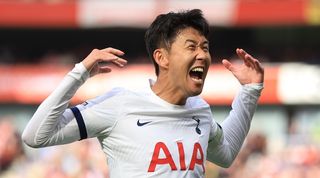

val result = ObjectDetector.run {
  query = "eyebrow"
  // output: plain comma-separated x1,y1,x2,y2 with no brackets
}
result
185,39,209,46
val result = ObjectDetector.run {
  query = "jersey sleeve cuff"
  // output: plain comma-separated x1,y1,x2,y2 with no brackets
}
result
68,62,90,83
242,83,264,96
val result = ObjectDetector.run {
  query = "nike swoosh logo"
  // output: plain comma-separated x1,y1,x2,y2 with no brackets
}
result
137,120,152,126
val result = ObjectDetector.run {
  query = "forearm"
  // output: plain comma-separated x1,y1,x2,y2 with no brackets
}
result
22,63,89,147
207,83,263,167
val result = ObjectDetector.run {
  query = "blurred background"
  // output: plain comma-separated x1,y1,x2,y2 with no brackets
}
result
0,0,320,177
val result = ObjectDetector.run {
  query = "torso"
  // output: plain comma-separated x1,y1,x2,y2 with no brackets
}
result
98,87,213,178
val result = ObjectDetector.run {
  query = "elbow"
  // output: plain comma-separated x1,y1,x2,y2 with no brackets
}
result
217,160,233,168
208,149,236,168
207,155,235,168
21,130,42,148
213,155,235,168
21,130,34,147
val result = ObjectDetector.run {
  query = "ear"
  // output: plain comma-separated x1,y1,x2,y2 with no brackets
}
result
153,48,169,69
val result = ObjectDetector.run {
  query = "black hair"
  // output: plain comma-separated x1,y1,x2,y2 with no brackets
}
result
144,9,210,76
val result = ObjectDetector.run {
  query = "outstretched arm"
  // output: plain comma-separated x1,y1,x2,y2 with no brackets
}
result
207,48,264,167
22,48,127,148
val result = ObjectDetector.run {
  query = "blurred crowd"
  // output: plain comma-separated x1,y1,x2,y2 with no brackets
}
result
1,45,319,66
214,134,320,178
1,118,319,178
0,0,76,2
1,26,320,66
1,1,319,178
0,118,109,178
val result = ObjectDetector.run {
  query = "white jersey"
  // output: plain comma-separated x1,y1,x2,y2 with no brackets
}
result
22,63,263,178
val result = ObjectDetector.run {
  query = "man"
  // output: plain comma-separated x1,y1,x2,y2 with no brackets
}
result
22,9,264,178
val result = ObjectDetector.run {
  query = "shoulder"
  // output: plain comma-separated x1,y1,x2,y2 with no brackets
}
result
90,87,127,103
76,87,137,116
78,87,130,109
89,87,148,104
187,95,210,109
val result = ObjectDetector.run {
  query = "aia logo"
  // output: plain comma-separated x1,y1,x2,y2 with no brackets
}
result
148,142,205,173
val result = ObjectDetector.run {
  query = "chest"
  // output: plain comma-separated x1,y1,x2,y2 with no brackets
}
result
103,110,212,174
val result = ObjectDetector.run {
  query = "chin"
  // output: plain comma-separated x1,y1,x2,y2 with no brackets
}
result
189,89,203,97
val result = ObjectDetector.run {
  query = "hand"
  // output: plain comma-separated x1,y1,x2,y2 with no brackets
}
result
82,47,127,77
222,48,264,85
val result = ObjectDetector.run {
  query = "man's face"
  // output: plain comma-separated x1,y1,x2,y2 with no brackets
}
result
165,27,211,97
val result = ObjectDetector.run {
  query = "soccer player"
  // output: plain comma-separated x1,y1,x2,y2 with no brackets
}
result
22,9,264,178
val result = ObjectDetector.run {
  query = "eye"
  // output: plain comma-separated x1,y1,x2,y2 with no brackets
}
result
187,44,196,51
202,46,209,52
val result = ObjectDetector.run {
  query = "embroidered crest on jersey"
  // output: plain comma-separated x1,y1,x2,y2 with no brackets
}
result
192,116,201,135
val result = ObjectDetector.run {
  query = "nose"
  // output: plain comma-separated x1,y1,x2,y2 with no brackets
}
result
196,47,211,63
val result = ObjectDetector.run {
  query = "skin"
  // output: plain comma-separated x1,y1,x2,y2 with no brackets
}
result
82,27,264,105
152,27,211,105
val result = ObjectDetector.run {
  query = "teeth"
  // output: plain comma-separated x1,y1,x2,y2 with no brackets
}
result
192,67,204,72
192,78,202,81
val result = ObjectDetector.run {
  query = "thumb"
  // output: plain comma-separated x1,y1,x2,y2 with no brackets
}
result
89,65,112,77
99,66,112,73
222,59,234,71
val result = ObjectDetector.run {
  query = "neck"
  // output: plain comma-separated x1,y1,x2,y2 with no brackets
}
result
151,76,187,105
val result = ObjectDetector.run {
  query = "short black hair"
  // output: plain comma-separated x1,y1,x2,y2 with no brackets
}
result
145,9,210,76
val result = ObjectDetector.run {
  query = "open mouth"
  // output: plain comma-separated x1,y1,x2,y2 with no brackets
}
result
189,67,204,82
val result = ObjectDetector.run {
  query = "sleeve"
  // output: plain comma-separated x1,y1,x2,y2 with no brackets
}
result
73,87,124,139
21,63,118,148
206,83,263,167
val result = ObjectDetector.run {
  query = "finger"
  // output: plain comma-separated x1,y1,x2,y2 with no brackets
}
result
115,57,128,65
236,48,246,59
244,54,256,68
254,60,264,73
236,48,249,66
101,47,125,56
97,54,127,68
244,52,265,78
110,57,128,67
97,51,126,63
222,59,234,71
237,48,255,67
